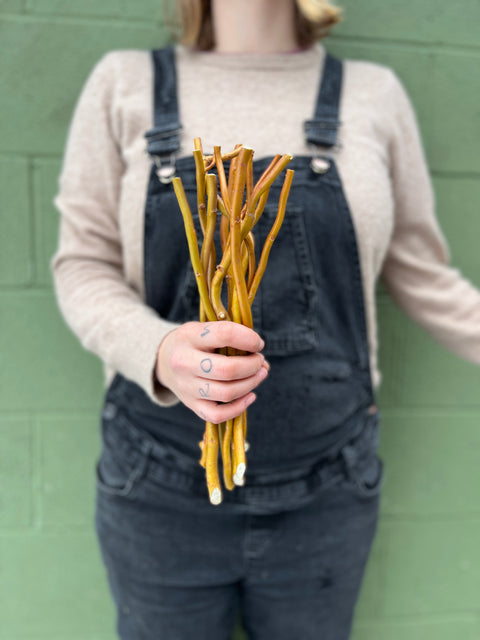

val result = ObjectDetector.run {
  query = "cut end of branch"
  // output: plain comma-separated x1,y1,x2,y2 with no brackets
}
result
210,488,223,505
233,462,246,485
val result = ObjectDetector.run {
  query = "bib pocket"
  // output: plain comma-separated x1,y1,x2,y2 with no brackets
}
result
254,204,320,355
180,196,321,356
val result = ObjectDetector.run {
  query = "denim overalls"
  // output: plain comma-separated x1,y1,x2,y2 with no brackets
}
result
94,46,384,640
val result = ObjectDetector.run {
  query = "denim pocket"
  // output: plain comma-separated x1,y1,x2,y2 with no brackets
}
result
255,203,320,356
95,403,151,500
179,187,321,357
339,412,384,499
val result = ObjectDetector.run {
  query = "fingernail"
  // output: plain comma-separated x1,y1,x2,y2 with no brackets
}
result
259,367,268,380
258,338,265,350
264,360,270,371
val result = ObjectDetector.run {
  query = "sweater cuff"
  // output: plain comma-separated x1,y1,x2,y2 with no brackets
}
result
144,320,181,407
111,313,182,408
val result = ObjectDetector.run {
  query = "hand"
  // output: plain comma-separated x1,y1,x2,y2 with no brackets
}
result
155,321,269,423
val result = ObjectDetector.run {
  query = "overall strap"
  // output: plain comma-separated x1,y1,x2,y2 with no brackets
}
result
304,52,343,149
144,46,182,163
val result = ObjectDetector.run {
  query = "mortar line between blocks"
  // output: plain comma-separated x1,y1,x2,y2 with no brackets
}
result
31,414,43,530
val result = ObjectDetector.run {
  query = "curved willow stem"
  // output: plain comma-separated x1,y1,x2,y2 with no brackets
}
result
172,177,217,322
205,422,222,505
214,146,232,213
201,174,218,285
173,140,294,503
248,169,294,304
229,147,254,327
193,149,207,235
233,413,246,485
244,231,256,290
203,146,242,166
222,419,234,490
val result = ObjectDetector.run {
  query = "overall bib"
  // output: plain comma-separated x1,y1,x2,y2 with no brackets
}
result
94,47,384,640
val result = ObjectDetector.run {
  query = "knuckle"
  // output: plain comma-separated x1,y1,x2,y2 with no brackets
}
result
217,386,235,403
221,358,236,379
216,321,234,344
169,349,185,372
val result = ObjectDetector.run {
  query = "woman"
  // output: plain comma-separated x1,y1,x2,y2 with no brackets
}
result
51,0,480,638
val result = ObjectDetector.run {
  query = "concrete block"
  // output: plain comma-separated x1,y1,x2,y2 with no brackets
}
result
0,155,31,285
432,175,480,282
353,617,478,640
0,531,115,636
0,416,32,528
380,412,480,516
397,317,480,408
378,519,480,615
0,291,104,411
332,0,480,48
38,413,100,527
430,52,480,173
376,297,408,409
0,0,25,12
33,157,61,286
26,0,162,21
0,15,168,155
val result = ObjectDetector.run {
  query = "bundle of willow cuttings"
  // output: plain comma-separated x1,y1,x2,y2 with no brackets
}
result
173,139,294,505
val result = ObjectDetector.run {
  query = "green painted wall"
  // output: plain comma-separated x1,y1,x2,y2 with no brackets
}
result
1,1,479,638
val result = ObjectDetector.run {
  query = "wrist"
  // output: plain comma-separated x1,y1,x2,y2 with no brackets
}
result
154,329,175,390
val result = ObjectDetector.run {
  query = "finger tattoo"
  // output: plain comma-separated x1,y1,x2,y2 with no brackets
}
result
199,382,210,398
200,358,213,373
200,325,211,338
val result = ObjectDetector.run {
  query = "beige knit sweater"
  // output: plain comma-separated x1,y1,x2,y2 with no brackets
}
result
51,42,480,408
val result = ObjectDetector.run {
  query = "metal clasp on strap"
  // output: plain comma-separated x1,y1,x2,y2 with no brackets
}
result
153,153,176,184
309,145,332,174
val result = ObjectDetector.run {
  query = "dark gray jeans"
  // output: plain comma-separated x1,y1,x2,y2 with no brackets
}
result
94,404,382,640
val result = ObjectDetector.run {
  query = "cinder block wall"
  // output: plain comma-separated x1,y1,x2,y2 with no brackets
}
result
1,2,479,639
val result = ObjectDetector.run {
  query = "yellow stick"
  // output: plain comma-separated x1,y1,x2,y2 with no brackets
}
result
222,419,234,490
248,169,294,304
193,149,207,234
199,433,207,468
233,413,246,485
244,231,256,290
173,177,217,322
214,146,232,213
205,422,222,505
201,174,218,284
229,147,254,328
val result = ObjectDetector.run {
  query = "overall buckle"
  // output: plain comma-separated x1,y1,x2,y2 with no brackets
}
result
153,153,176,184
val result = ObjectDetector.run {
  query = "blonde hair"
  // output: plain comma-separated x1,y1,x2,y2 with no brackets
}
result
170,0,343,50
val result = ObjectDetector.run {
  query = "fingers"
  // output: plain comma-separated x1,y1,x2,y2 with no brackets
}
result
188,321,265,353
196,363,268,403
193,350,266,381
155,321,270,425
196,392,257,425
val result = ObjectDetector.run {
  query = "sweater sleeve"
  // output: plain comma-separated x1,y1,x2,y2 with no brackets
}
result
50,51,181,406
379,70,480,364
